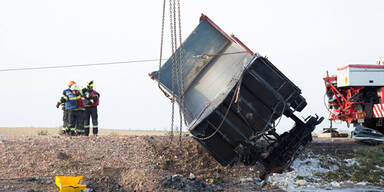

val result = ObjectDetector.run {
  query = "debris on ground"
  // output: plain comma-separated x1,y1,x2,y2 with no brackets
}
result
160,174,216,192
267,145,384,191
0,135,383,191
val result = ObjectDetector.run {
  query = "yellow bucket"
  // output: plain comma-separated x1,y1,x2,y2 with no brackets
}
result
55,176,87,192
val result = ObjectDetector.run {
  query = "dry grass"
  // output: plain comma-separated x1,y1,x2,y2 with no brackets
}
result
0,127,167,137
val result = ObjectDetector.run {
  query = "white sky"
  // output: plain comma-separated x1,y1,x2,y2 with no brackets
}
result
0,0,383,133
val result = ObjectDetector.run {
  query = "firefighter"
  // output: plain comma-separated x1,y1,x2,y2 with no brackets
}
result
83,81,100,136
56,81,77,135
70,85,86,136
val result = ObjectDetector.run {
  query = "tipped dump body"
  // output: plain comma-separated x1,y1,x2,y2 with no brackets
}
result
151,14,323,177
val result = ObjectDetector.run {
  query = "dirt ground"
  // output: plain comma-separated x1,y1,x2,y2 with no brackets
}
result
0,128,383,192
0,127,167,137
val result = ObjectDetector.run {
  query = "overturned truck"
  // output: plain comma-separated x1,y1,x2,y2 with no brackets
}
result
150,15,323,178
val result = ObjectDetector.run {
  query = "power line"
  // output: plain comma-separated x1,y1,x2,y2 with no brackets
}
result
0,59,163,72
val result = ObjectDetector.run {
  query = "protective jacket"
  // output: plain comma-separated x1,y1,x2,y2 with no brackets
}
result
76,95,86,110
61,89,78,110
89,90,100,106
83,89,100,107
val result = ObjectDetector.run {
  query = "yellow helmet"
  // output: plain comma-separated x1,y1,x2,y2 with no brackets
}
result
87,80,94,88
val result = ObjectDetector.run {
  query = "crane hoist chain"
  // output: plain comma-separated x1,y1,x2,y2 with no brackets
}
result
176,0,185,145
169,0,176,143
158,0,184,144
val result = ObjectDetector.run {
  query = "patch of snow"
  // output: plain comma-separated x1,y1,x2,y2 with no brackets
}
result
291,158,332,176
345,158,360,167
330,181,340,187
288,187,384,192
268,157,341,190
376,165,384,171
267,155,383,191
240,177,253,183
356,181,368,186
327,155,337,162
188,173,195,180
330,164,339,170
269,171,297,189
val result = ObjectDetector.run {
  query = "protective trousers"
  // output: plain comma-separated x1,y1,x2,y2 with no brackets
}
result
84,106,98,136
62,110,70,134
68,110,85,135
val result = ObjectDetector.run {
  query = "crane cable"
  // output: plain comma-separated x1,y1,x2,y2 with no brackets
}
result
0,59,163,72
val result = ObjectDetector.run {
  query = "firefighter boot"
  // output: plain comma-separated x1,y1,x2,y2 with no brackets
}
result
70,127,76,136
93,125,98,136
60,127,66,135
84,125,90,136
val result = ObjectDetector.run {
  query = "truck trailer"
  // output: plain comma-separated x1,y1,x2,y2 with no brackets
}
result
150,14,323,178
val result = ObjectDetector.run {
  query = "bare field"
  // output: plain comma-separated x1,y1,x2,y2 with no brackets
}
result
0,127,167,137
0,135,261,192
0,129,383,191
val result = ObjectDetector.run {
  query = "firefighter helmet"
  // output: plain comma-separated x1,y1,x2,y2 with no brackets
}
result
70,84,78,91
68,81,76,87
87,80,94,88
